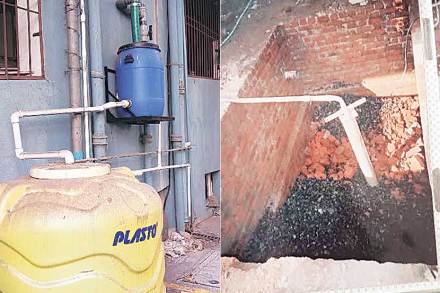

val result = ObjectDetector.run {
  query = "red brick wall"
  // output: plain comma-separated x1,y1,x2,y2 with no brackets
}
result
240,0,412,97
221,102,313,255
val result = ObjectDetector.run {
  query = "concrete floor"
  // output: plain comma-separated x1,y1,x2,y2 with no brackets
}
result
165,215,220,293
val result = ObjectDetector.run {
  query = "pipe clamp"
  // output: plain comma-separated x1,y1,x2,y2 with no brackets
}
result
92,134,108,146
170,134,183,143
91,70,105,79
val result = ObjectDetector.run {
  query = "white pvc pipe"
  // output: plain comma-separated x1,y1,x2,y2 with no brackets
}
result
80,0,91,159
232,95,378,186
11,101,130,164
158,123,162,167
232,95,348,108
186,165,191,222
132,163,190,176
133,163,192,221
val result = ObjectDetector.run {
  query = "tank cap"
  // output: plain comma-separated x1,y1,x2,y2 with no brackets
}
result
117,41,160,54
30,163,111,180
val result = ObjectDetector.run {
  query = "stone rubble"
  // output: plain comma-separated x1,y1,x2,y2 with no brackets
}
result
302,96,426,197
163,231,204,258
301,130,357,181
368,96,425,181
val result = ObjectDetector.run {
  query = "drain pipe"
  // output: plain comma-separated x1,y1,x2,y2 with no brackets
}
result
88,0,107,158
139,6,149,41
80,0,91,159
11,101,130,164
65,0,83,160
168,0,189,232
233,96,378,187
178,0,194,225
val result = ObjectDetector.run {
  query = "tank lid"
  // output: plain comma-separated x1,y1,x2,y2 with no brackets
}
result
118,42,160,54
30,163,111,180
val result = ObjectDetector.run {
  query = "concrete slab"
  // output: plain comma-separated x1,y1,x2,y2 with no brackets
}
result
361,73,418,97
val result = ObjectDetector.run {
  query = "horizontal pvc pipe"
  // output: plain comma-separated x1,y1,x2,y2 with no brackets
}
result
11,101,130,121
132,163,190,176
232,95,378,186
232,95,348,109
11,101,130,164
18,151,75,164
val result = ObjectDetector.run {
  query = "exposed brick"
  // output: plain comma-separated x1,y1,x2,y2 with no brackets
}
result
239,0,412,98
222,103,313,255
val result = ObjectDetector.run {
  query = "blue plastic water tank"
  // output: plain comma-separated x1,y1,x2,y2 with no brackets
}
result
116,42,164,118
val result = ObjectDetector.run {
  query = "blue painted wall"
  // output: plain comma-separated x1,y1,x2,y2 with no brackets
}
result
187,78,221,220
0,0,70,180
0,0,220,228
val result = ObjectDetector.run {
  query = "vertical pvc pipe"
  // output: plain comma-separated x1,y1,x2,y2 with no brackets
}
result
88,0,107,158
80,0,91,159
158,122,162,167
168,0,187,232
130,2,141,42
338,110,378,187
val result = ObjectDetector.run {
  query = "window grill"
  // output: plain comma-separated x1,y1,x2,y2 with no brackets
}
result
0,0,44,80
185,0,220,80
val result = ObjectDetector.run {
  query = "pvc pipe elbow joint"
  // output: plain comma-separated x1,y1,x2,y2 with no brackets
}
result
60,150,75,164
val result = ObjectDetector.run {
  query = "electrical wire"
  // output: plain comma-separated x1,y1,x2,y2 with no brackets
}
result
221,0,254,47
75,146,190,163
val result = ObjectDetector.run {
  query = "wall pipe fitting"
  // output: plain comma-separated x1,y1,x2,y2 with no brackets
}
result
232,95,379,187
88,0,108,158
115,0,142,42
65,0,83,160
115,0,137,15
11,101,130,165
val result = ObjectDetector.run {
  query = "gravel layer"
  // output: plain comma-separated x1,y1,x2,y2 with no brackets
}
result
313,95,384,138
241,171,436,264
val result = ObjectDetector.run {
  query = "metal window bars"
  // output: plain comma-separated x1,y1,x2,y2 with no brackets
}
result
184,0,220,80
0,0,44,79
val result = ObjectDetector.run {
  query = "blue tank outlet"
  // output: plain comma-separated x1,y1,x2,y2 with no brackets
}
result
116,42,164,117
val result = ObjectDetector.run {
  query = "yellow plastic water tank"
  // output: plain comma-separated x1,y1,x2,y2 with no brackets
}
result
0,163,165,292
